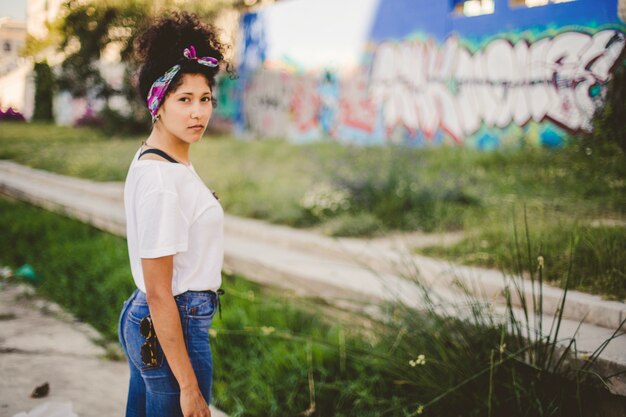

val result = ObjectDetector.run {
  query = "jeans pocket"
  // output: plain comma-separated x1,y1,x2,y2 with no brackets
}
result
124,303,165,372
187,297,217,324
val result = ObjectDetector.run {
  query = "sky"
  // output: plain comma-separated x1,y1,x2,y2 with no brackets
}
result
263,0,380,71
0,0,27,21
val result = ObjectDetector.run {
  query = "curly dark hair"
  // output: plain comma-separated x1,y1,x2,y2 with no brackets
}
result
134,11,231,107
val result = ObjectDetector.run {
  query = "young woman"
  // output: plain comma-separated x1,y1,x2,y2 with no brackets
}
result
117,12,229,417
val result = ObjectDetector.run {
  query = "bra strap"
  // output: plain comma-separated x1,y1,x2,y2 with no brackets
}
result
138,148,179,163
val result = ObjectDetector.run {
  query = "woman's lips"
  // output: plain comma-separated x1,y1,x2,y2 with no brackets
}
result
189,125,204,131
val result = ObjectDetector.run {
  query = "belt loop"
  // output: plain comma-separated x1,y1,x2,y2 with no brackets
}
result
216,289,225,319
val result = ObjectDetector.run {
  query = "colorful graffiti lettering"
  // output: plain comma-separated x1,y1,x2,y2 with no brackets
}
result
370,30,625,142
290,75,320,135
243,70,292,137
238,29,625,145
234,0,626,147
340,70,377,134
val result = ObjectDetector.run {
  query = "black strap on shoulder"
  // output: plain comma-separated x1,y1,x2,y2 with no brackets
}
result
138,148,179,163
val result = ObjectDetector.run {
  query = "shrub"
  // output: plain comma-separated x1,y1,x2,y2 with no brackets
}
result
0,107,26,122
324,146,481,232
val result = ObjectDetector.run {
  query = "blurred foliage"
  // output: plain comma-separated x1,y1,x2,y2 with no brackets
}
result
32,61,55,121
317,145,480,232
0,196,621,417
592,42,626,153
58,3,115,97
320,212,383,237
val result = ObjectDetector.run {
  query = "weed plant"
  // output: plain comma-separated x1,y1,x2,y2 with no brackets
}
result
1,196,624,416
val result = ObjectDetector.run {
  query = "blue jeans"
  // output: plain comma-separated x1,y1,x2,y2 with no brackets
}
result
118,288,218,417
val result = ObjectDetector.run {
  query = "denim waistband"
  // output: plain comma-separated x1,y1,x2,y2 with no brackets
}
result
131,288,224,318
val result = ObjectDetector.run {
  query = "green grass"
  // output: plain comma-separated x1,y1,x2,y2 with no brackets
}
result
420,209,626,301
1,194,624,417
0,195,134,339
0,122,624,299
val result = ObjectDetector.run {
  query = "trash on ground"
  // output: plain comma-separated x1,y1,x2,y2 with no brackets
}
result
11,401,78,417
30,382,49,399
14,264,39,285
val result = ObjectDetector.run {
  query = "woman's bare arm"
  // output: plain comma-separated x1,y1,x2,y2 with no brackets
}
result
142,256,211,416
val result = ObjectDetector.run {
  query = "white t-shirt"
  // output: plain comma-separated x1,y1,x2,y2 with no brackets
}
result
124,146,224,295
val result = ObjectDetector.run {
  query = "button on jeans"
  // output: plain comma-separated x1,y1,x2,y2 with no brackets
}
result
118,288,218,417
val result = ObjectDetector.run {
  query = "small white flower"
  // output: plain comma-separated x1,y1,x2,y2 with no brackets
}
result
0,266,12,279
300,183,351,218
261,326,275,335
410,354,426,367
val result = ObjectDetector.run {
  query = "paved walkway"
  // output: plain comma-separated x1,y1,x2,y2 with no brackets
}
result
0,282,228,417
0,159,625,398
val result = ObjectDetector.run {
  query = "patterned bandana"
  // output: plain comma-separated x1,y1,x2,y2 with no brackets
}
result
147,45,219,123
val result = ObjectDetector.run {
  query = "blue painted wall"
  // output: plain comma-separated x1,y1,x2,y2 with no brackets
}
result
370,0,622,42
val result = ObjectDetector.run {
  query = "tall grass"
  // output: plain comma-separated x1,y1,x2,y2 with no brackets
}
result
2,196,624,416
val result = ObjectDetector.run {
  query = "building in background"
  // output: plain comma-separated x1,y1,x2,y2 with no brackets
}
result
0,0,64,118
0,18,29,113
235,0,626,148
0,18,26,76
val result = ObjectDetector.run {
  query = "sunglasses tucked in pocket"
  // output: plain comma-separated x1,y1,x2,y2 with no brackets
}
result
125,303,165,371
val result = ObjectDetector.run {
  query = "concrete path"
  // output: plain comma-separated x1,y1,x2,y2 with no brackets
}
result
0,282,228,417
1,159,625,397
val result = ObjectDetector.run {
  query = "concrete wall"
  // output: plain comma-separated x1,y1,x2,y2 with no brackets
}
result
233,0,626,148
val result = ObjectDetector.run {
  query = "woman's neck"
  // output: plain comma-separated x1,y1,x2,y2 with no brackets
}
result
145,125,191,165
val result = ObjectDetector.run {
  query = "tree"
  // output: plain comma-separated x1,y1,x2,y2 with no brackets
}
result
32,61,55,121
40,0,251,131
56,2,130,99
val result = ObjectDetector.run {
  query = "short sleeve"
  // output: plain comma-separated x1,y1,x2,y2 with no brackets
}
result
137,190,190,258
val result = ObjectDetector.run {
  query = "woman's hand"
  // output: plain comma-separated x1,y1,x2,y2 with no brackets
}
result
180,386,212,417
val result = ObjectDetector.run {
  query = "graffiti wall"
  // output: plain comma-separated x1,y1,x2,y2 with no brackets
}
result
236,0,626,148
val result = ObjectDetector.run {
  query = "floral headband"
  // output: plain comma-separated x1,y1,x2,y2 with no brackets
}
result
147,45,219,123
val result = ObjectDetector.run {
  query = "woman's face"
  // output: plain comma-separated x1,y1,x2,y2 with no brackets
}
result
157,73,213,145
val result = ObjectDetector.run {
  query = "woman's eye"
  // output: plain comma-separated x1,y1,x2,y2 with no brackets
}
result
201,97,212,102
179,97,190,102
